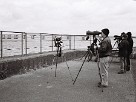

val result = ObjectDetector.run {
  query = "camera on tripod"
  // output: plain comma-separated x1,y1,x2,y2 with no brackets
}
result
55,37,61,41
86,30,101,40
86,30,101,36
114,35,122,41
54,37,63,47
85,30,101,56
54,37,63,57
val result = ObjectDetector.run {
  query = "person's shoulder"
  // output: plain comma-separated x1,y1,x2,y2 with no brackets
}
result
105,36,110,39
124,39,129,44
104,37,111,42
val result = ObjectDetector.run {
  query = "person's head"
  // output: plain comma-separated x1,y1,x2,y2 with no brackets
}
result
121,32,125,36
101,28,109,38
127,32,132,39
121,33,128,40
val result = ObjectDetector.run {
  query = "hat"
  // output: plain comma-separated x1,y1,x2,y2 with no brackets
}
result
127,32,132,38
101,28,109,36
121,32,125,36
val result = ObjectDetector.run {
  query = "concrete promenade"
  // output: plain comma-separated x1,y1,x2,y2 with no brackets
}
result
0,57,135,102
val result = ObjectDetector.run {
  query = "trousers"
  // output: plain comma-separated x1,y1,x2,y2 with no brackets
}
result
120,57,127,72
99,57,110,86
126,53,131,71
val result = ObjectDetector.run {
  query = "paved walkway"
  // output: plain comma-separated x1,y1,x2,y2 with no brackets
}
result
0,58,135,102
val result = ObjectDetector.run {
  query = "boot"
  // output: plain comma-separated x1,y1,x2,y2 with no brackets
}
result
126,65,130,71
118,70,125,74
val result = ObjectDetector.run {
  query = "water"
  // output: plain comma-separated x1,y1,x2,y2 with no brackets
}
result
0,34,136,57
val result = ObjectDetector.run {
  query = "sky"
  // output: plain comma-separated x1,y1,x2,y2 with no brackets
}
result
0,0,136,36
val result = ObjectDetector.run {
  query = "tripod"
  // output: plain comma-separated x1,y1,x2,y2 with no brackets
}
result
80,48,93,62
112,40,119,50
52,45,74,81
73,48,94,85
110,40,119,63
72,46,104,92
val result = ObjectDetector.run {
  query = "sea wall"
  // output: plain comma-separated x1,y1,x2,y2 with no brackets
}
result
0,50,86,80
0,49,136,80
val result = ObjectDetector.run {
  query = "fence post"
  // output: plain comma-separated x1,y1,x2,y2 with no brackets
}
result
40,33,42,53
21,32,24,56
69,35,71,50
25,32,27,55
0,31,3,58
52,34,54,51
74,35,75,50
90,35,92,46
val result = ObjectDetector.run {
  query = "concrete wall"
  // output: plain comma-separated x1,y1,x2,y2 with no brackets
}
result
0,50,86,80
0,49,136,80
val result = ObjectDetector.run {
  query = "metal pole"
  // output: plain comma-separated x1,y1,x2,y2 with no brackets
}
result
69,35,71,50
90,35,92,46
21,32,23,56
74,35,75,50
40,33,42,53
25,33,27,55
52,34,54,51
0,31,3,58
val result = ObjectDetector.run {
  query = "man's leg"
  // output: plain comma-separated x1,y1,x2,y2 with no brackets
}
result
126,54,130,71
124,57,127,73
118,57,125,74
99,57,109,87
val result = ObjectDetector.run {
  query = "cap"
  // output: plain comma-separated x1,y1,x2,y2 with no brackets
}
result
101,28,109,36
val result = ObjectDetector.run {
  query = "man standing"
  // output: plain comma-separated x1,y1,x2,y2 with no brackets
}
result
98,28,112,87
118,33,129,74
126,32,133,71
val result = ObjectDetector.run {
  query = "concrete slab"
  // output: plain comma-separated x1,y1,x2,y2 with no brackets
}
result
0,59,135,102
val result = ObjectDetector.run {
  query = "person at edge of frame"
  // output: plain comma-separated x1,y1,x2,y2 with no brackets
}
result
126,32,133,71
97,28,112,88
118,33,129,74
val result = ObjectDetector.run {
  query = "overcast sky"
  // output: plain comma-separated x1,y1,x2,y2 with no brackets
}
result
0,0,136,36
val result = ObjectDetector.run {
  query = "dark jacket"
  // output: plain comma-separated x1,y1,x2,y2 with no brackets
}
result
98,37,112,58
118,39,129,57
127,38,133,55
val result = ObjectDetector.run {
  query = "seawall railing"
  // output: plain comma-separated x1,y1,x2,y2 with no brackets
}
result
0,31,136,58
0,31,93,58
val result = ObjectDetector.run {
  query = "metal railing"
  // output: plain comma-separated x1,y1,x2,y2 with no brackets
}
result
0,31,93,58
0,31,136,58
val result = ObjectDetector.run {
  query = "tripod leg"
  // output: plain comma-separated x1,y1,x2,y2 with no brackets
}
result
73,52,89,85
80,51,88,60
52,55,56,65
112,41,117,49
96,50,103,92
97,61,103,92
55,55,58,77
55,48,59,77
64,56,74,81
88,50,93,62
